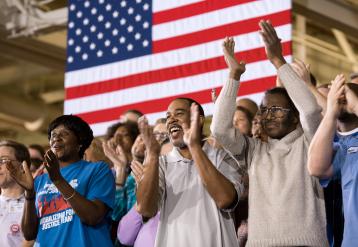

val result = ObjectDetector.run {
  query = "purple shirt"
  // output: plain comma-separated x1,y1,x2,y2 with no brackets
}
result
117,206,159,247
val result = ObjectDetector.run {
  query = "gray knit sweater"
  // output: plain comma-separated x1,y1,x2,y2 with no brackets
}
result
211,64,328,246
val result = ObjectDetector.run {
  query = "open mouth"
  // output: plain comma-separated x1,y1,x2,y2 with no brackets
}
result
264,121,278,129
168,124,182,137
51,145,63,151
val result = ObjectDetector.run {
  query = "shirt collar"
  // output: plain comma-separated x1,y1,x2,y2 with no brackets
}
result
337,126,358,136
267,126,303,146
0,193,25,202
166,142,209,163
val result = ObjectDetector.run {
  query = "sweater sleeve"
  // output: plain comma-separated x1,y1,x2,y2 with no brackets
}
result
278,64,322,142
210,78,247,156
117,206,143,246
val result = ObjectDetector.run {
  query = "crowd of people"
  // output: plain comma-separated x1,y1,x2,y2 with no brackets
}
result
0,20,357,247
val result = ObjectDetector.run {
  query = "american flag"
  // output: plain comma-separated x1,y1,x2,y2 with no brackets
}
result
65,0,292,136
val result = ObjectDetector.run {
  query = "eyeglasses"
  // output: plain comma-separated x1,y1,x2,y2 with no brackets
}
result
260,106,291,119
0,158,18,165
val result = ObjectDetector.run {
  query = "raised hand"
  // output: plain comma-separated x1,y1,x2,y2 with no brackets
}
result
290,59,312,87
182,103,202,147
211,88,217,103
345,83,358,116
326,74,346,118
131,160,144,185
259,20,286,68
6,160,34,191
103,140,128,167
138,116,161,155
44,150,62,182
222,37,246,80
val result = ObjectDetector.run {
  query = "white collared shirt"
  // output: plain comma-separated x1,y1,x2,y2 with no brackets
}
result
0,194,25,247
155,142,241,247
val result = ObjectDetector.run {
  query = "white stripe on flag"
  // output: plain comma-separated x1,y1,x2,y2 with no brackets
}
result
153,0,291,40
64,56,292,115
152,0,204,12
65,24,291,88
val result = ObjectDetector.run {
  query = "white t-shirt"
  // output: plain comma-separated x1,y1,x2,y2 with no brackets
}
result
0,194,25,247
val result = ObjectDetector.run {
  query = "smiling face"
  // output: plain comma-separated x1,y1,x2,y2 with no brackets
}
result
113,126,134,154
233,109,252,135
166,99,192,148
261,93,298,139
131,135,145,162
49,125,80,162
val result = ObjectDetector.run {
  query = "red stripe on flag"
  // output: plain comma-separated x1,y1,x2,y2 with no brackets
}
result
153,10,291,53
76,75,276,124
153,0,257,25
66,41,291,100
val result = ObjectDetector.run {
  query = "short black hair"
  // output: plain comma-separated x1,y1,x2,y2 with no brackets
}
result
346,83,358,96
310,73,317,87
0,140,31,165
175,97,205,117
264,87,299,117
350,72,358,81
105,121,139,142
47,115,93,159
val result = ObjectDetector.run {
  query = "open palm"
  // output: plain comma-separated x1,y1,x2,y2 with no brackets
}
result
183,103,202,147
6,161,34,191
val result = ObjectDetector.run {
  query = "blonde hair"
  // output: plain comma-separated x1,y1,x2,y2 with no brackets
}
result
85,138,113,167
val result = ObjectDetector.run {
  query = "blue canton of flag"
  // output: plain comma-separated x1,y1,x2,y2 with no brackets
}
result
66,0,152,71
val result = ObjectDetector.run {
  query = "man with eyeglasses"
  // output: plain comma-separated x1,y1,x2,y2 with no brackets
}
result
211,21,328,246
0,140,31,247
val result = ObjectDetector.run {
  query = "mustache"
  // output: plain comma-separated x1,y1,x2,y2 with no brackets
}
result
262,119,278,125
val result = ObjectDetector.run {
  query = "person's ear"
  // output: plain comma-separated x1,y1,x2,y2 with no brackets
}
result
292,114,299,125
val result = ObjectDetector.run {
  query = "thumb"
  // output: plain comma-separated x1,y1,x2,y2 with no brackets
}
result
116,144,124,155
182,122,189,133
306,64,311,72
22,161,31,175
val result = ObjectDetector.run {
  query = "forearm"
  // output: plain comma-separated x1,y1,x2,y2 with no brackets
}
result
279,64,322,138
308,85,327,114
189,145,237,209
307,113,336,178
135,154,160,217
54,178,108,225
114,164,127,186
211,78,245,154
21,190,39,241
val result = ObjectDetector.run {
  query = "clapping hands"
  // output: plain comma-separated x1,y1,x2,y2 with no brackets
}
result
259,20,286,69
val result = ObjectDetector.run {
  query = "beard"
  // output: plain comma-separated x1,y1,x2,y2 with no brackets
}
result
338,111,357,122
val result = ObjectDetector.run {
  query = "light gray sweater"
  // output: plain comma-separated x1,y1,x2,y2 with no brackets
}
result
211,64,328,246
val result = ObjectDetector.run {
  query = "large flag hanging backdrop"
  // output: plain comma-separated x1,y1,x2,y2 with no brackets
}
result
64,0,292,136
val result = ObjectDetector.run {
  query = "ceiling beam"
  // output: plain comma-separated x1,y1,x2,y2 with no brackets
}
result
293,0,358,38
0,34,66,71
0,92,62,131
332,28,358,71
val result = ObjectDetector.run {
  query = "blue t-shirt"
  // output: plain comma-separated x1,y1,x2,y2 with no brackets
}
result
332,129,358,247
33,160,115,247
